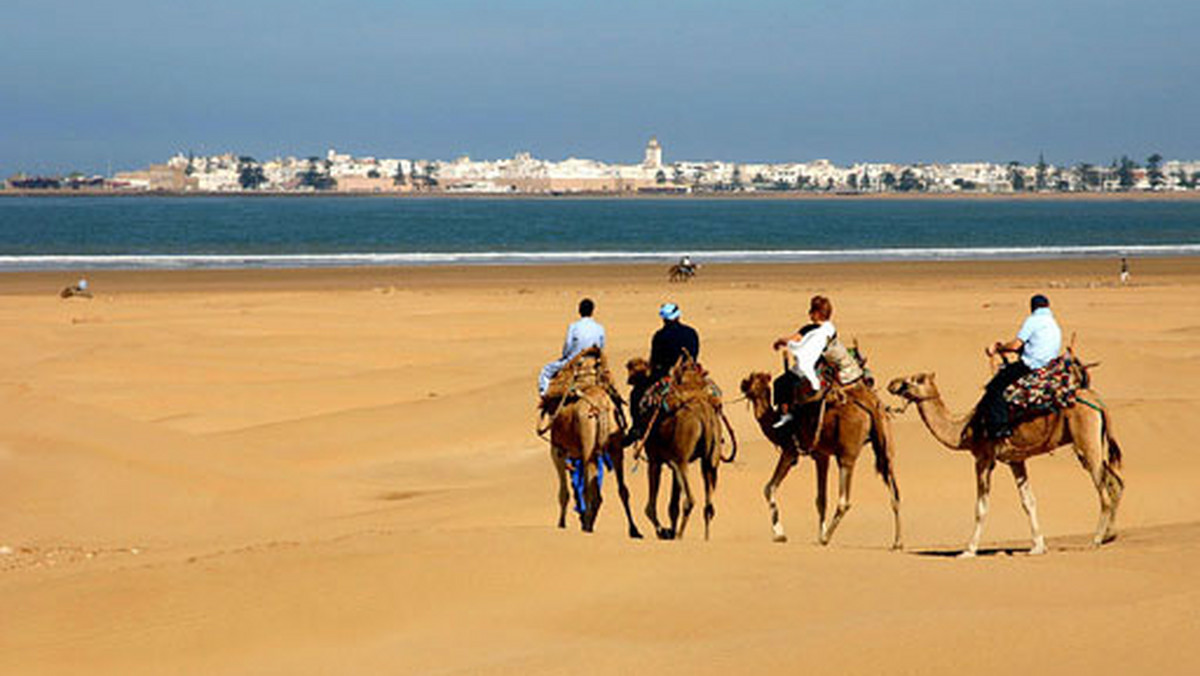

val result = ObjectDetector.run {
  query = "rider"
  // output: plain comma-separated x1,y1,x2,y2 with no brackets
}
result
978,293,1062,440
771,295,837,429
650,302,700,380
624,302,701,445
538,298,606,396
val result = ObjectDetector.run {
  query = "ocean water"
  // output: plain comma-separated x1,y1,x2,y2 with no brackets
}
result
1,196,1198,270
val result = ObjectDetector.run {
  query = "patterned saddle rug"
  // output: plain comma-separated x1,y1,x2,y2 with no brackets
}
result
639,360,723,421
1003,355,1084,419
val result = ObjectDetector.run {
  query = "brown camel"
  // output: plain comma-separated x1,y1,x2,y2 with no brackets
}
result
627,357,735,540
542,351,641,538
740,372,901,548
887,371,1123,557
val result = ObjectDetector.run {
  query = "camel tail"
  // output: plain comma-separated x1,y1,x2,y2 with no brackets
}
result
718,408,738,463
1101,407,1122,469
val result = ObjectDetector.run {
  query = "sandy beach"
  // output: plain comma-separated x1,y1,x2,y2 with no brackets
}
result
2,257,1198,675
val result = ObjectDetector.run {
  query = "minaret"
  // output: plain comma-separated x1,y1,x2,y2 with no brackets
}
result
643,137,663,169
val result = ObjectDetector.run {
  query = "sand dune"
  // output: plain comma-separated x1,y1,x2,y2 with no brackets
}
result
2,258,1198,675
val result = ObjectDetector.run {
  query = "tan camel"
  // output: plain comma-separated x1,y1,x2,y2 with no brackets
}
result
887,371,1123,557
740,372,901,548
627,357,735,540
542,351,641,538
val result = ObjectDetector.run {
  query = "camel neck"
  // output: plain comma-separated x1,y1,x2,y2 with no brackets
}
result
916,394,971,450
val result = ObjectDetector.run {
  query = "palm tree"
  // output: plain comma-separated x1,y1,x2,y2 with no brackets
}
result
1147,153,1165,189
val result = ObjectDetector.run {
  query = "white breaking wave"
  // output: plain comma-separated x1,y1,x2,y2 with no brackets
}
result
1,244,1199,270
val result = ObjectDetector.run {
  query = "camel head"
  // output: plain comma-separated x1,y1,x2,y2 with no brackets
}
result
886,373,939,403
739,372,773,406
625,357,652,387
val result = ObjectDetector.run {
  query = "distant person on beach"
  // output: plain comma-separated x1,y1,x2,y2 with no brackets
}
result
60,278,92,299
1120,257,1130,284
538,298,606,396
978,294,1062,440
669,255,698,282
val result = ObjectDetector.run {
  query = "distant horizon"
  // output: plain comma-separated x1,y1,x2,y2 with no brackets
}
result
6,144,1197,180
4,1,1197,179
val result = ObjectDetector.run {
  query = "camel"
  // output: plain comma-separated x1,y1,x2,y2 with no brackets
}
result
541,350,641,538
887,369,1123,557
740,372,901,548
627,357,736,540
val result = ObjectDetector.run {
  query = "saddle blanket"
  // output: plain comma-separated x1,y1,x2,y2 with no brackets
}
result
1003,355,1081,416
639,375,723,420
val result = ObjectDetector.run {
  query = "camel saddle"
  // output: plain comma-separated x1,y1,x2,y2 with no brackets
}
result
786,379,885,453
1002,355,1085,421
638,357,723,422
539,347,623,416
780,338,873,408
779,343,880,453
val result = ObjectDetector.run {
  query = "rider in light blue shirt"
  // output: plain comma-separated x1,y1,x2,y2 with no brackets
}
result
539,298,606,395
1016,306,1062,370
978,294,1063,440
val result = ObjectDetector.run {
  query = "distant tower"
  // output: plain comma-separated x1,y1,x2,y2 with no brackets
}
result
643,137,663,169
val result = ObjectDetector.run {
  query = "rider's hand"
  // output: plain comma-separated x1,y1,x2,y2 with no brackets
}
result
772,338,787,350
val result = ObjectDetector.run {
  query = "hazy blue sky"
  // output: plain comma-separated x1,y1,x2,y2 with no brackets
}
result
2,0,1196,177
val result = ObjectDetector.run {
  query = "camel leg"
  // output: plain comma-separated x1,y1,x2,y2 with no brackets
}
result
885,470,902,551
961,454,996,558
814,454,830,544
1098,461,1125,544
702,457,718,541
820,458,855,546
552,446,570,529
670,460,696,540
1009,461,1046,555
764,451,798,543
667,473,682,539
645,460,671,539
608,449,643,539
1072,408,1124,546
1081,446,1123,547
581,457,602,533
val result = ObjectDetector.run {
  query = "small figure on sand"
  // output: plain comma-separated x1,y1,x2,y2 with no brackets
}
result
1120,257,1130,285
60,278,92,299
668,255,697,282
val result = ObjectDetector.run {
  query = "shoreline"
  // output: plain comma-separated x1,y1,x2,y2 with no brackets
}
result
2,256,1192,296
4,188,1200,201
2,245,1197,274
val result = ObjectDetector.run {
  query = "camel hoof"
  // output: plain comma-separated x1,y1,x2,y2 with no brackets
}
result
656,528,675,540
890,542,904,552
1029,545,1047,556
629,528,644,540
772,534,788,544
956,549,977,559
